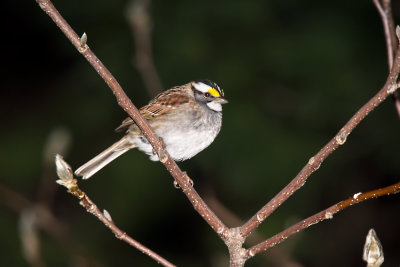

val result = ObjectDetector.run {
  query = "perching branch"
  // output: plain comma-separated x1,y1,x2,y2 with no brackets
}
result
35,0,228,240
54,155,176,267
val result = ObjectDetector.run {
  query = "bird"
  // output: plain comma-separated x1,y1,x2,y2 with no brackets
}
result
75,79,227,179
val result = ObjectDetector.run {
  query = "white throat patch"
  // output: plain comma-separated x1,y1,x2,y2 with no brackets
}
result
207,101,222,112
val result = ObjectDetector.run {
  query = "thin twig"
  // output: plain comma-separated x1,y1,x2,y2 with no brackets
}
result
126,0,163,97
240,42,400,238
245,181,400,258
35,0,228,240
54,155,176,267
373,0,400,118
373,0,395,68
382,0,397,63
79,191,176,267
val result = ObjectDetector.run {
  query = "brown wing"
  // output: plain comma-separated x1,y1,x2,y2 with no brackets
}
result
115,86,191,132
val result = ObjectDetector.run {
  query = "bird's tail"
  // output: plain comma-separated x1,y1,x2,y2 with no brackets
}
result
75,136,135,179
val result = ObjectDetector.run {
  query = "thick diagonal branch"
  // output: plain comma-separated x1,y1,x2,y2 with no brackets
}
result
35,0,228,239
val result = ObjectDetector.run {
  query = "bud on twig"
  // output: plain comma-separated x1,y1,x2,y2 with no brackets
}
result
55,154,76,189
363,229,384,267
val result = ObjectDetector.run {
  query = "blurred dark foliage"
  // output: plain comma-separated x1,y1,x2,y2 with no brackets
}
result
1,0,400,266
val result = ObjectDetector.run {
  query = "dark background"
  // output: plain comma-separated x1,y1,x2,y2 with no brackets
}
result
1,0,400,266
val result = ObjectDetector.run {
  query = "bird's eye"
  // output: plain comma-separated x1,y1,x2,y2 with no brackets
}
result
205,92,211,97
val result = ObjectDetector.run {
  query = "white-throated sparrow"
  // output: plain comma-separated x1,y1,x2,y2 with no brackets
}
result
75,80,227,179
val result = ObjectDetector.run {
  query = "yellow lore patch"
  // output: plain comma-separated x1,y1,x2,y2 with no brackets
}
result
208,88,222,97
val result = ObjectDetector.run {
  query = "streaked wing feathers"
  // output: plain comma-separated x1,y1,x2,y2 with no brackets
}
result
115,87,191,132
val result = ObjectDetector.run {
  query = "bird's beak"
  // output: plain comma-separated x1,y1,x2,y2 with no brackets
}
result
216,97,228,104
